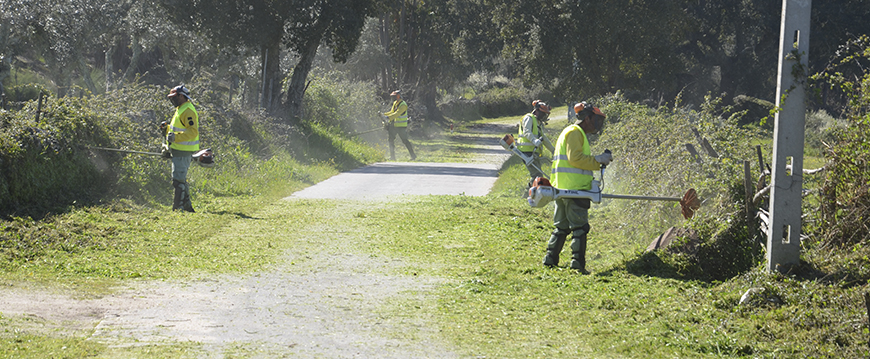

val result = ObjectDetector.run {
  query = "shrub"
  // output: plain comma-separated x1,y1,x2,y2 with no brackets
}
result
811,35,870,248
0,96,113,216
595,93,761,241
0,80,382,218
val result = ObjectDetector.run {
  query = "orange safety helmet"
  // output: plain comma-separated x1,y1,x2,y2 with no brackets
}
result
575,101,606,132
532,100,551,114
574,101,605,118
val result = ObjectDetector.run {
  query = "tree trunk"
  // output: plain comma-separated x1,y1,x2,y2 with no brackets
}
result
104,36,117,93
421,82,443,123
397,1,407,86
123,35,143,82
105,48,114,93
286,35,322,123
260,39,282,112
378,15,393,92
78,55,98,95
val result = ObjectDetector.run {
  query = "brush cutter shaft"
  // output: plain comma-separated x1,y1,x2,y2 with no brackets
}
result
602,193,681,201
528,185,681,208
349,127,384,136
86,146,162,156
528,183,700,219
500,134,548,178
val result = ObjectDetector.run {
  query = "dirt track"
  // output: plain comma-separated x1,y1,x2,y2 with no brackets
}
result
0,122,518,357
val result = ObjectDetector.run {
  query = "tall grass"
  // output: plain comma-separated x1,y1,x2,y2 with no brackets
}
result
0,80,383,273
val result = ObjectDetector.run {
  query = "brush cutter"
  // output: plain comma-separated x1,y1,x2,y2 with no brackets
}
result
86,146,163,156
500,134,548,178
348,115,396,137
525,154,701,219
87,146,216,168
348,126,385,137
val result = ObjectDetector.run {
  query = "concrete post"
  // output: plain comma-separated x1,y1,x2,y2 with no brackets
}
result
767,0,812,273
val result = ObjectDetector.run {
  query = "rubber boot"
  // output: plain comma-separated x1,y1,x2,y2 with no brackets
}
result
172,180,184,211
180,182,195,213
543,228,570,267
570,224,590,273
404,140,416,160
173,179,195,213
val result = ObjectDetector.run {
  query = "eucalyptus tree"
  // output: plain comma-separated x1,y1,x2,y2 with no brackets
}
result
283,0,376,121
1,0,128,96
680,0,781,106
808,1,870,110
364,0,502,120
0,0,25,95
163,0,376,121
487,0,689,102
111,0,206,89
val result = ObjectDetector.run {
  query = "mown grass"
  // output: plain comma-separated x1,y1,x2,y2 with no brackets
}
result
359,188,866,358
0,159,337,287
2,103,867,358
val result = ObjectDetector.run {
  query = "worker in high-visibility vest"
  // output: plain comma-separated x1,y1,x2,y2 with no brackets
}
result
383,90,416,161
543,102,610,273
517,100,555,187
162,85,200,212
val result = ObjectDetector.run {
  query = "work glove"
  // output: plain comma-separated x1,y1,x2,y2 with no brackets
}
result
532,138,542,148
167,132,175,143
160,143,172,159
594,152,613,165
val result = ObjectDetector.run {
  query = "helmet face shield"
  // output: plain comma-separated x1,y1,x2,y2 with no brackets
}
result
592,113,606,133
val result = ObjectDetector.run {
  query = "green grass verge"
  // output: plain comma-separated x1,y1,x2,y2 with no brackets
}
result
356,193,865,358
1,107,866,358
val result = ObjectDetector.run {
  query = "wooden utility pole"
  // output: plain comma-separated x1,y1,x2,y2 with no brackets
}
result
767,0,811,273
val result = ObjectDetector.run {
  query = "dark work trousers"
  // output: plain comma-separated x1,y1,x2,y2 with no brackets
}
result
388,125,415,160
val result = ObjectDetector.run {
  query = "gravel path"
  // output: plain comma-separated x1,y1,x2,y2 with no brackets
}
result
0,122,517,357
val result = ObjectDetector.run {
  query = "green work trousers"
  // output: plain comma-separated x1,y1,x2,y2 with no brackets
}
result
543,197,590,270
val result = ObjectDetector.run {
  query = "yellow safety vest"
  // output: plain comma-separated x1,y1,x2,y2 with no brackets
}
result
390,100,409,127
169,101,200,151
516,113,541,153
552,124,593,190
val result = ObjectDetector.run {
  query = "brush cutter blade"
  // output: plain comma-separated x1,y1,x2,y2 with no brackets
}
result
679,188,701,219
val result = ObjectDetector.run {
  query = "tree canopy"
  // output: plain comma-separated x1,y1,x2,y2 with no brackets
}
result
3,0,870,119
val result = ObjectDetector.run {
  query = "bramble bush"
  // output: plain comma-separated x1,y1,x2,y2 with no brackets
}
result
0,80,382,218
593,92,766,280
811,35,870,250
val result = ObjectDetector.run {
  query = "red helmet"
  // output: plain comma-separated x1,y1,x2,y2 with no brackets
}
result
533,100,551,114
575,101,605,118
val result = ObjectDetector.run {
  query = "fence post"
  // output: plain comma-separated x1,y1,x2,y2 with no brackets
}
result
744,160,755,240
36,91,44,122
